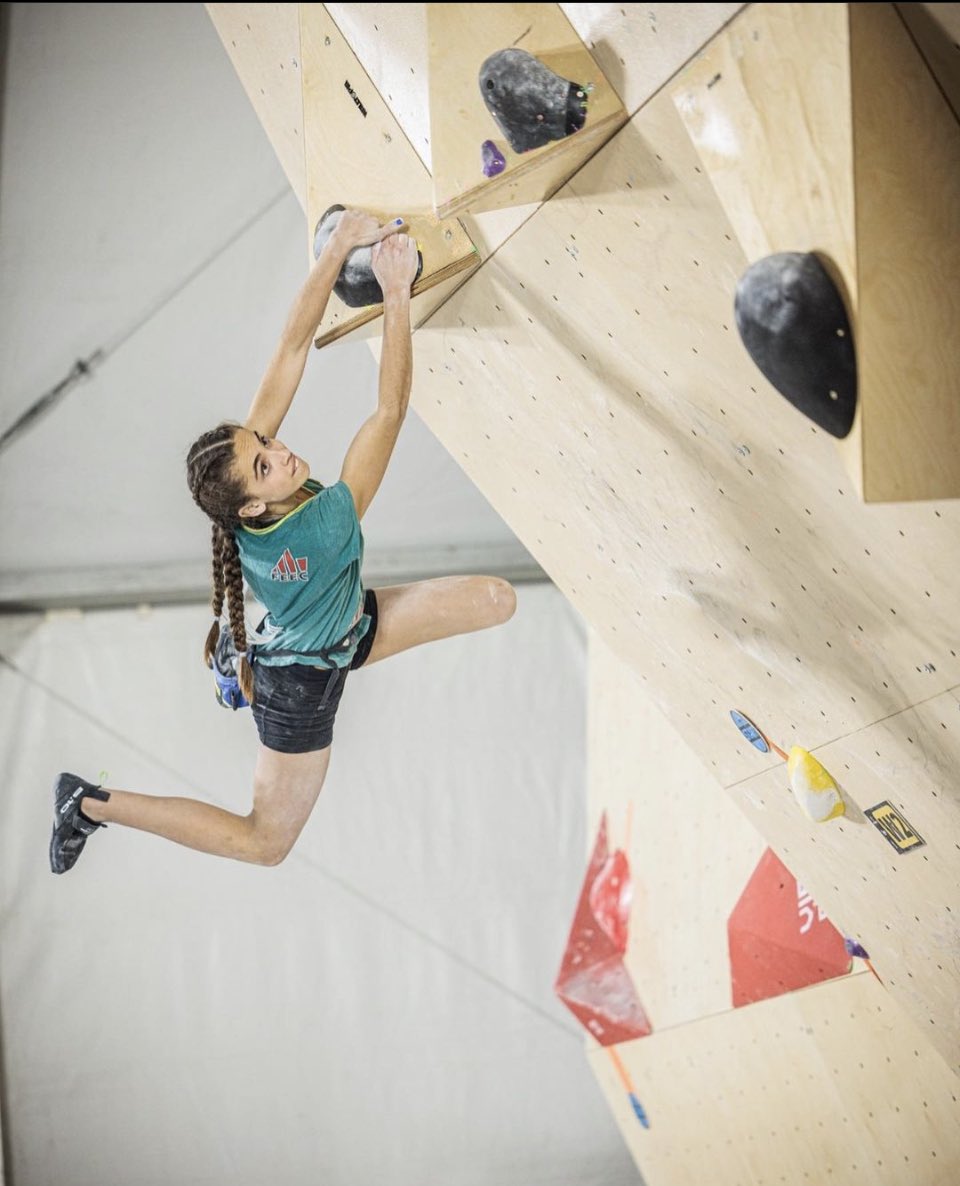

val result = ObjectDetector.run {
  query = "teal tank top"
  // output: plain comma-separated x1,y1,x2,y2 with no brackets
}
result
235,479,369,667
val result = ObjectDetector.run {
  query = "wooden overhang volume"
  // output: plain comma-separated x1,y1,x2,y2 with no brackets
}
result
426,3,628,219
671,1,960,503
206,3,480,348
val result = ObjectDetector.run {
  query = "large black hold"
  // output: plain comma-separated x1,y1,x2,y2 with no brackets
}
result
312,205,423,308
479,48,587,154
734,252,857,439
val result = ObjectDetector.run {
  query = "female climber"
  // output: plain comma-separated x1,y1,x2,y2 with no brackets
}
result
50,210,516,874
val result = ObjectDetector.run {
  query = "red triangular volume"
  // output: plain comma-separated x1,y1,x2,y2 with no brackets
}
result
728,848,852,1008
590,847,631,953
555,813,652,1047
558,956,651,1045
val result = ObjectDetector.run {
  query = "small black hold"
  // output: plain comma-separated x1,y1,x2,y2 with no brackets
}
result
312,205,423,308
734,252,857,438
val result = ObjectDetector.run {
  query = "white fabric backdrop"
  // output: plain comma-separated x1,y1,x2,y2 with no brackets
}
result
0,585,639,1186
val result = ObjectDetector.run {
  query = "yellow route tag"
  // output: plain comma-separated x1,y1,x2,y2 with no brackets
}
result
865,801,925,853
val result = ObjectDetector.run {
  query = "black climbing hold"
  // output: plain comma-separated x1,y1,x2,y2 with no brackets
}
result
734,252,857,438
478,48,587,154
312,205,424,308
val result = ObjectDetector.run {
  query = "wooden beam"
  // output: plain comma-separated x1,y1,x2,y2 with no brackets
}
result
896,2,960,123
851,1,960,500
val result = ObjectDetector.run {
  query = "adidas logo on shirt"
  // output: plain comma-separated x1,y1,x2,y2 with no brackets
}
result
271,548,309,582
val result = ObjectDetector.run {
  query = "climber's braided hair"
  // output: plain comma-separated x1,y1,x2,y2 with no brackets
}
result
185,422,259,704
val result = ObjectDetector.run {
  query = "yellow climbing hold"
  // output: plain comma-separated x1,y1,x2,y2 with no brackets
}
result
786,747,845,822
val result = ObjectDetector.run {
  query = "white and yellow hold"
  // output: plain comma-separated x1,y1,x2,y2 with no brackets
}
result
787,747,846,822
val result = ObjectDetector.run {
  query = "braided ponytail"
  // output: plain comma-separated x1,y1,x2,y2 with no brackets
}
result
222,529,255,704
186,423,258,703
203,524,227,666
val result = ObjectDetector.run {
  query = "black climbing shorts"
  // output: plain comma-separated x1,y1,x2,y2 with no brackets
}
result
251,589,379,753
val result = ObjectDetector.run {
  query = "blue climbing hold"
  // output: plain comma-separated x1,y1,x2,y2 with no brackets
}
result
730,709,770,754
629,1093,650,1129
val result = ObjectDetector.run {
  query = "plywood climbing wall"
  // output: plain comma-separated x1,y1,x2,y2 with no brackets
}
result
672,3,960,501
407,81,960,1072
729,692,960,1066
326,3,744,258
426,4,627,218
207,3,309,207
588,633,771,1030
206,3,480,346
209,4,749,342
297,4,479,346
206,1,960,1147
588,973,960,1185
584,563,957,1185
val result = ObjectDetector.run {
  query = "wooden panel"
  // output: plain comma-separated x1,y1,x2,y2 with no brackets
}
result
670,3,960,501
407,89,960,1056
207,2,751,308
330,266,485,349
426,3,627,219
897,3,960,122
562,3,745,115
312,245,480,348
322,4,744,259
729,692,960,1072
851,2,960,501
670,4,856,303
327,4,747,161
670,5,865,493
589,633,769,1030
325,2,433,172
206,3,307,208
324,4,539,254
297,4,479,346
588,974,960,1186
411,91,960,778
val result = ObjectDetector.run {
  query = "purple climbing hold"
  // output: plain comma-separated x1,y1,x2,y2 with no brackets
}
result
844,936,870,960
481,139,507,178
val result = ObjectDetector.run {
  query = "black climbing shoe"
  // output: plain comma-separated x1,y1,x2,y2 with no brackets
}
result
50,772,109,874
